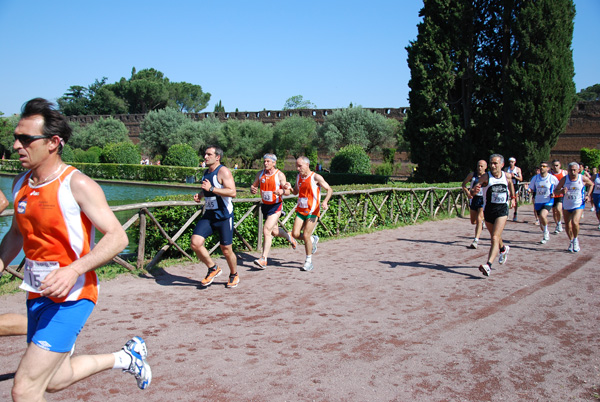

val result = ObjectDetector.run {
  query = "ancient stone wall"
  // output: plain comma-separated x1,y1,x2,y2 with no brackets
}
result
66,103,600,163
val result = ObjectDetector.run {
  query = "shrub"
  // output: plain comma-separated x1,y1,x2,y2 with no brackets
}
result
580,148,600,169
101,142,141,165
374,162,394,176
61,144,75,163
163,143,200,167
330,144,371,175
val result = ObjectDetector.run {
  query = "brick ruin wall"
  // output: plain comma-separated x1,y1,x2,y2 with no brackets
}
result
67,103,600,165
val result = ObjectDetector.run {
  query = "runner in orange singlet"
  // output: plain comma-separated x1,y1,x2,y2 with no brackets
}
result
291,156,332,271
550,159,567,234
250,153,296,269
0,98,151,400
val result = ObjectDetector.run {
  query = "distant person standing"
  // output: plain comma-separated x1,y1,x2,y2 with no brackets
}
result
250,154,297,269
471,154,516,277
461,160,487,249
291,156,333,271
504,157,522,221
553,162,594,252
528,162,559,244
191,146,239,288
550,160,567,233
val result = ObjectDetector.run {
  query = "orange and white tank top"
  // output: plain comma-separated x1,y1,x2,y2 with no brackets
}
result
13,165,99,304
296,172,320,217
259,169,282,205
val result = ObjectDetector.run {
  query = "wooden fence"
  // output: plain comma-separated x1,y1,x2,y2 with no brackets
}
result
1,184,530,280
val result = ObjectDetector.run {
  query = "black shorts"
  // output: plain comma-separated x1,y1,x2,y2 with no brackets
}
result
260,202,283,217
553,196,564,205
469,196,484,211
484,204,509,224
193,216,234,246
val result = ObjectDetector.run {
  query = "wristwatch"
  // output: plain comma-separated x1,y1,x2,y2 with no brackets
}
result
209,185,214,192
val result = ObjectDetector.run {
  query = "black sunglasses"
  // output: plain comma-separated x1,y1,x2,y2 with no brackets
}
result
14,134,50,145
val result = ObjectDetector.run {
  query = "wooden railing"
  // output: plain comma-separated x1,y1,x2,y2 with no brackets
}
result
1,184,530,279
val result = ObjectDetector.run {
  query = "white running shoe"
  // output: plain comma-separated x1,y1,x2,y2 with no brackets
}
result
567,241,574,253
302,260,314,271
541,231,549,244
557,223,563,232
122,336,152,390
469,239,478,249
498,245,510,265
311,235,319,255
573,238,580,253
479,264,491,277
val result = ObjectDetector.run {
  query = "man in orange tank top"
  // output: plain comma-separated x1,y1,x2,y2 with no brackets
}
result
250,153,296,269
291,156,333,271
0,98,151,399
550,159,567,233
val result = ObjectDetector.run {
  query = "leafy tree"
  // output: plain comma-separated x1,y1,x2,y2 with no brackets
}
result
174,115,223,153
163,143,200,167
57,78,127,116
318,106,393,153
272,116,317,159
140,107,190,157
580,148,600,169
0,114,19,158
61,144,75,163
283,95,316,110
109,68,170,114
330,145,371,174
168,81,210,113
405,0,575,182
219,120,273,168
213,100,225,113
76,117,130,149
101,141,141,164
575,84,600,101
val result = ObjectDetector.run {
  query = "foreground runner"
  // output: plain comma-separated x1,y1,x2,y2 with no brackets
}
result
550,160,567,234
461,160,487,249
471,154,516,277
191,146,239,288
250,153,297,269
528,162,559,244
553,162,594,252
291,157,332,271
0,98,150,400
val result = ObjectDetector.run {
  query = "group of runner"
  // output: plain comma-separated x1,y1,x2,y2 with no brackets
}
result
462,155,599,277
0,99,335,400
190,147,333,287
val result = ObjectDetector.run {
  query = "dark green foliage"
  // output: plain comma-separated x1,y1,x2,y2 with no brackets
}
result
575,84,600,102
382,148,396,164
272,116,317,159
374,163,394,177
580,148,600,169
163,144,200,167
330,145,371,175
405,0,575,182
101,142,141,165
61,144,75,163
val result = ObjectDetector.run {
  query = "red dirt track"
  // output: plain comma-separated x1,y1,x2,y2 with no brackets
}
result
1,208,599,401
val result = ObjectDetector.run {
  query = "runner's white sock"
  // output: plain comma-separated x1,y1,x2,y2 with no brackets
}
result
283,229,292,242
542,225,547,232
306,255,312,263
113,350,133,370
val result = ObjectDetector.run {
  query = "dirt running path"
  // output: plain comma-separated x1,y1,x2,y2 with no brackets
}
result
1,208,599,401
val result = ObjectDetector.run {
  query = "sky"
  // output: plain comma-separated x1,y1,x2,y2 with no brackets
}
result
0,0,598,116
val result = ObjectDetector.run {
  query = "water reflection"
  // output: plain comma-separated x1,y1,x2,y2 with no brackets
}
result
0,174,198,265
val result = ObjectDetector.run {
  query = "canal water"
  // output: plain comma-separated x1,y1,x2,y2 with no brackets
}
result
0,175,199,266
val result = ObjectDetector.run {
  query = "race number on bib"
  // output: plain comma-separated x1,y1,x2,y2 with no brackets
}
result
298,197,309,209
262,191,273,202
491,192,507,204
205,196,218,210
19,259,60,293
566,190,579,200
537,188,549,197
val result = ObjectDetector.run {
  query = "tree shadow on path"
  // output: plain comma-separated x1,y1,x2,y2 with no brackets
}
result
381,259,483,280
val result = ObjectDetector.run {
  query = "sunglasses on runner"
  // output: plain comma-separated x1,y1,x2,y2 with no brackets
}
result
13,134,50,145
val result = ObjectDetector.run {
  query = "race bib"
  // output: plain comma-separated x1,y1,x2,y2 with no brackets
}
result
566,190,579,200
262,191,273,202
19,259,60,293
205,196,218,210
298,197,309,209
491,192,507,204
537,188,549,197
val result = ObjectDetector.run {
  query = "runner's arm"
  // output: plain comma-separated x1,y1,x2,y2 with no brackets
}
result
315,174,333,211
216,166,237,198
506,173,516,208
39,172,128,298
461,173,474,199
250,171,261,195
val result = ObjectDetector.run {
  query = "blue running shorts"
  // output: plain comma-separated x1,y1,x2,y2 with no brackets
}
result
27,298,95,353
593,194,600,210
261,202,283,217
193,216,234,245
